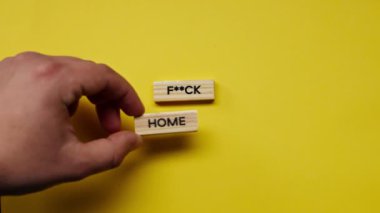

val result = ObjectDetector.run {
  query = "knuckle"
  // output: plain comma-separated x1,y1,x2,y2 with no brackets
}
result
110,153,123,169
79,60,97,72
66,158,93,181
67,149,119,181
98,144,123,170
15,51,41,60
103,139,123,169
83,59,96,64
1,56,13,63
13,52,64,78
34,60,63,78
58,151,91,181
97,63,113,73
58,140,124,182
101,141,122,170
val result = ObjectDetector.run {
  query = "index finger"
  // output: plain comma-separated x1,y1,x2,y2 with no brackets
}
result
55,56,145,117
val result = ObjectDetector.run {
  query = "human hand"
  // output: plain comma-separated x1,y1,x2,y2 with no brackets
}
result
0,52,144,195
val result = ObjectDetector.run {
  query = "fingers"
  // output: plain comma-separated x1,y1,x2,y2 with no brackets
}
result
65,131,142,180
55,56,145,117
8,52,143,133
51,56,144,133
53,57,145,180
4,52,144,119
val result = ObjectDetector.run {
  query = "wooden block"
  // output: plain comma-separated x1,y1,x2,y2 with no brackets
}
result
134,110,198,135
154,80,215,102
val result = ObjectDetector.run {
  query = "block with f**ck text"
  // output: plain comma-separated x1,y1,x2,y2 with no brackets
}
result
154,80,215,102
134,110,198,135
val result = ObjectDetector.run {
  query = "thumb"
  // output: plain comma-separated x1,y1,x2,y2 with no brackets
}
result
68,131,142,179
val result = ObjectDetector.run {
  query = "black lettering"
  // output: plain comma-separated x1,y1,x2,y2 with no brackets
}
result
157,118,166,127
179,116,186,126
193,85,201,94
167,86,174,95
148,119,157,128
167,117,179,126
185,86,193,94
148,117,187,128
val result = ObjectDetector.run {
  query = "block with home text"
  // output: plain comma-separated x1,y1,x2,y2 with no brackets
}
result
134,110,198,135
153,80,215,102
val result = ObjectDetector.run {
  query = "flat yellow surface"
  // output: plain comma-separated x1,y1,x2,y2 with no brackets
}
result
1,0,380,212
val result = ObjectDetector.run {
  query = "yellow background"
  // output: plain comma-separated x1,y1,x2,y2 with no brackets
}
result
1,0,380,212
